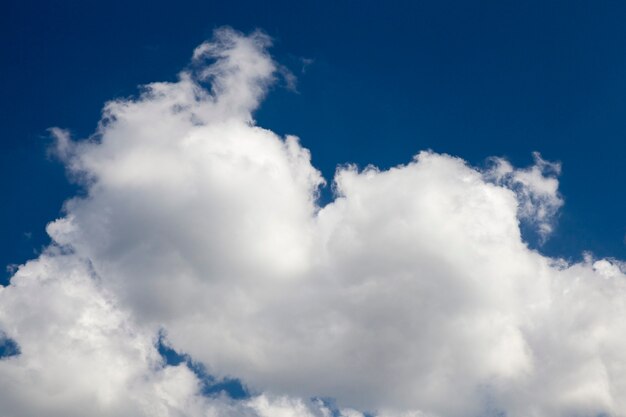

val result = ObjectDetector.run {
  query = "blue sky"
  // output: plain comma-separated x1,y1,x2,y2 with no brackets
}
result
2,0,626,283
1,3,626,416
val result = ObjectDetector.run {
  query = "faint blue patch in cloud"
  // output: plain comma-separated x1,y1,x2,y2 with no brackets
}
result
157,332,249,400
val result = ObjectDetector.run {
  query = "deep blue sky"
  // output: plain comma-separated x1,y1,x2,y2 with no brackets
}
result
2,0,625,283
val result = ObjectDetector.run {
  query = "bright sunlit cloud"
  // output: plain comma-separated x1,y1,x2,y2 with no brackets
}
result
1,27,625,417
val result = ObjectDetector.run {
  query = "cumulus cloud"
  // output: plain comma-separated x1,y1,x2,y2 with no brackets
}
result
2,27,626,417
0,249,206,417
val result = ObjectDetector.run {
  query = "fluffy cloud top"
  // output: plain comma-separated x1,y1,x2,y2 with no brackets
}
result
1,27,625,417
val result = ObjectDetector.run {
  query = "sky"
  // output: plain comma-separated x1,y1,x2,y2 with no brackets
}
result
1,1,626,417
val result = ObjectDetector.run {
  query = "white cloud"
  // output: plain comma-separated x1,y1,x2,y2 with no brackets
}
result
485,151,563,241
0,249,206,417
2,26,626,417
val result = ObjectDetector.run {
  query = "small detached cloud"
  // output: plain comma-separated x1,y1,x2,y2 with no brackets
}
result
485,151,563,241
1,27,625,417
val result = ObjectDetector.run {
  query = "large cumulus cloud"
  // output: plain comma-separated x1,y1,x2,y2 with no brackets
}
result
1,27,625,417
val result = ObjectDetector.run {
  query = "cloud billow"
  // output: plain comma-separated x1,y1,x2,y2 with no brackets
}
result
1,27,625,417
